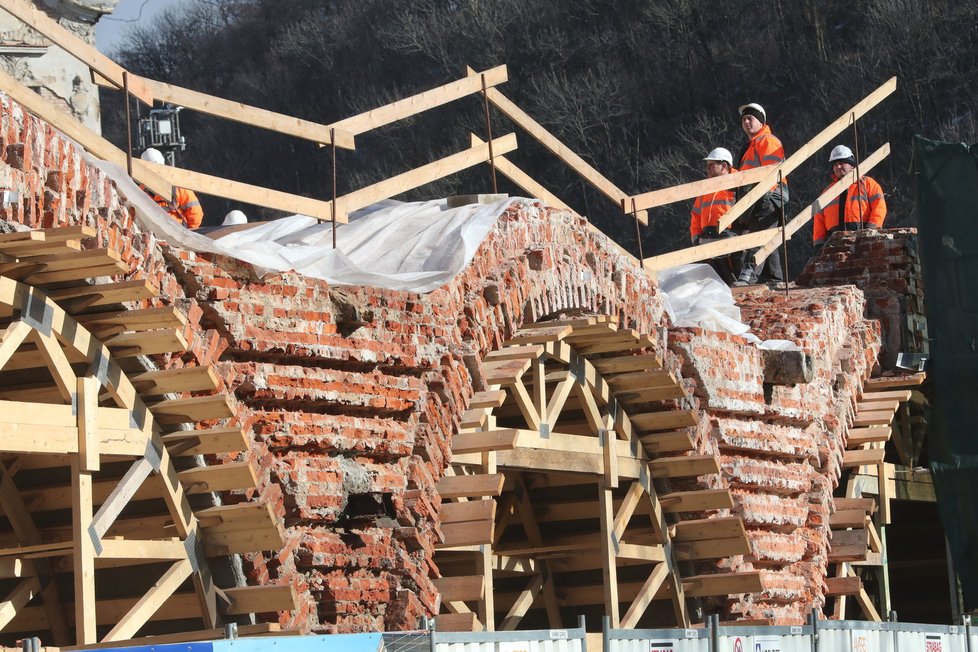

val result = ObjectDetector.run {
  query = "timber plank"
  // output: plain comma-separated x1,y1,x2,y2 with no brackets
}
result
828,529,868,563
441,500,495,524
846,426,891,448
505,324,573,345
224,584,298,615
863,373,925,389
660,489,735,513
436,474,505,498
682,571,763,597
833,498,876,514
825,576,862,596
105,329,189,358
631,410,698,432
830,510,869,529
591,354,663,374
451,429,519,455
649,455,720,478
149,394,234,425
639,429,695,453
468,390,507,409
45,280,157,311
161,427,249,456
842,449,885,468
178,461,258,494
75,307,187,334
482,358,533,385
484,344,545,361
672,516,746,542
674,537,751,561
433,575,484,602
196,502,284,556
437,520,493,548
131,366,221,396
435,612,480,632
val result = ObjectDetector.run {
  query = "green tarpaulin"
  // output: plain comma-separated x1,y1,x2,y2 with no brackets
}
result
914,136,978,611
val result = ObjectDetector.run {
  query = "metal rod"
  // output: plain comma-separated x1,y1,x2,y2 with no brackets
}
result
851,111,866,231
631,198,644,261
810,609,819,652
123,72,134,177
330,128,338,250
602,615,610,652
709,613,720,652
778,170,789,296
481,74,498,193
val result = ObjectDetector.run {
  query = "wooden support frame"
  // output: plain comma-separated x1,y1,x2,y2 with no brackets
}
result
467,67,648,225
434,318,746,631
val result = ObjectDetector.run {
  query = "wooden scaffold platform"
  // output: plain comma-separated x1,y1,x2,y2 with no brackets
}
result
0,226,296,647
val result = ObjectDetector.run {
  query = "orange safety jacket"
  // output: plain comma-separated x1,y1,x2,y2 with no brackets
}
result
812,174,886,245
141,184,204,229
690,183,737,240
738,124,788,192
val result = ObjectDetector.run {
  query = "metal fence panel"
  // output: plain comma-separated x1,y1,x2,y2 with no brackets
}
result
433,628,585,652
607,628,708,652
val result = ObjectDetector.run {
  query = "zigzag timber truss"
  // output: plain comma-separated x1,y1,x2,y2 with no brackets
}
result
433,316,762,631
0,226,295,647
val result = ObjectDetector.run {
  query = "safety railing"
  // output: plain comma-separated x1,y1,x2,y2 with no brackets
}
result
2,0,896,272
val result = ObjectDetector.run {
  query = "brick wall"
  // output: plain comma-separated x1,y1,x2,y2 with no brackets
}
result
797,228,927,370
669,285,881,622
0,90,920,629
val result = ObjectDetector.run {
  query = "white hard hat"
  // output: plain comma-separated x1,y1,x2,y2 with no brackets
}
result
829,145,855,163
703,147,733,166
738,102,766,122
140,148,165,164
222,210,248,226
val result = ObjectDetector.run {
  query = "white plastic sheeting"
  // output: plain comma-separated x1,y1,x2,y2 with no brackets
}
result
658,264,800,350
86,158,516,294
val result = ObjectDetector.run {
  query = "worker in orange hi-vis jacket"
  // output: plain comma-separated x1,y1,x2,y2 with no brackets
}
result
138,148,204,229
732,102,789,286
813,144,887,248
690,147,739,285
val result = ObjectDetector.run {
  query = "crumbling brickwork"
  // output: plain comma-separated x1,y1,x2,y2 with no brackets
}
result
1,90,924,630
797,228,927,370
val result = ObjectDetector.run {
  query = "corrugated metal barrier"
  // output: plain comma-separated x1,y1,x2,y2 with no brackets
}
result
606,616,974,652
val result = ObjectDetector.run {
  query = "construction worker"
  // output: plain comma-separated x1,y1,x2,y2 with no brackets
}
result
690,147,738,285
732,103,789,286
812,145,887,247
138,148,204,229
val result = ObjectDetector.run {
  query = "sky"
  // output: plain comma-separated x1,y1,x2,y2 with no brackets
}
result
95,0,184,54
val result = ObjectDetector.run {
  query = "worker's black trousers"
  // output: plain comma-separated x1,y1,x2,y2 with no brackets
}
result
735,188,789,283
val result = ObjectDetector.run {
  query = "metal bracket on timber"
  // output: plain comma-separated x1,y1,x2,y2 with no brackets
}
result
0,226,293,646
434,316,760,631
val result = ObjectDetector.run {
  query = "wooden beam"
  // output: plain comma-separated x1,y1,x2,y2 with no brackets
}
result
598,485,620,626
0,577,41,630
470,68,648,224
718,77,897,232
627,166,776,212
142,158,339,223
161,427,250,456
223,584,298,615
0,462,71,644
751,143,890,262
332,65,507,136
643,227,779,272
825,575,862,596
0,0,153,103
90,458,154,541
0,321,33,370
0,65,171,198
620,563,669,629
498,574,543,631
77,376,100,473
102,558,194,641
470,134,572,211
649,455,720,478
660,489,735,513
133,76,355,149
97,538,188,561
71,458,96,645
334,133,518,218
433,575,484,602
436,474,505,498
